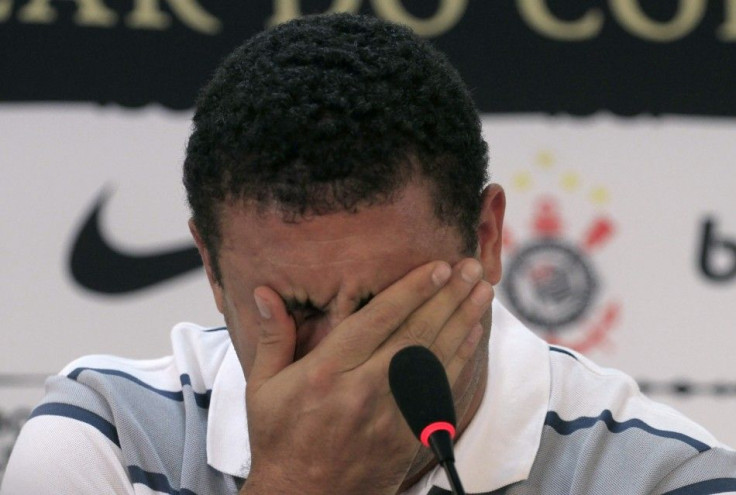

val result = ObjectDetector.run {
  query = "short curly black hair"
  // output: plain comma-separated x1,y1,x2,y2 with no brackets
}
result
184,13,488,283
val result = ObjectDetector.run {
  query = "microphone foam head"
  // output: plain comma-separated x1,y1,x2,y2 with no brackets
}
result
388,345,456,442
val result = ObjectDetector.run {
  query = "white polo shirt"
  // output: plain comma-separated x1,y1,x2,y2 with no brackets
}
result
3,301,735,494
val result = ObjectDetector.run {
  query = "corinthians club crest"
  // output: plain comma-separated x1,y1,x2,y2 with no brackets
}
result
501,155,620,353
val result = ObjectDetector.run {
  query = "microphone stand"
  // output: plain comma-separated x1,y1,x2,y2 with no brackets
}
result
440,460,465,495
428,430,466,495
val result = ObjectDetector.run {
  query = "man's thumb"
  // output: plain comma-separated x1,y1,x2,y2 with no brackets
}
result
248,288,296,386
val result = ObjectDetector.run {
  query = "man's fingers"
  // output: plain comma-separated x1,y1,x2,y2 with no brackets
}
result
313,260,452,368
428,278,493,368
361,258,491,389
439,282,494,385
248,286,297,389
444,321,485,385
382,259,488,354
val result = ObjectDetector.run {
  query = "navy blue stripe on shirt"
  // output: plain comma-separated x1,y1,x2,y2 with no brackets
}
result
128,465,199,495
67,368,211,408
30,402,120,447
549,346,578,360
179,373,212,408
204,326,227,332
427,486,496,495
545,410,711,453
662,477,736,494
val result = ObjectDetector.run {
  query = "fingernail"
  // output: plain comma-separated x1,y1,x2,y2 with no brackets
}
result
432,263,452,287
471,281,493,305
461,262,482,283
254,293,271,320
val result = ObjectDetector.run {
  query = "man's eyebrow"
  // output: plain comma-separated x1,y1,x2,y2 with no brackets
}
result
355,294,374,312
282,294,375,314
283,297,321,314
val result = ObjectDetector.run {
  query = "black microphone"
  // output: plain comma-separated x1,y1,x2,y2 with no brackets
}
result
389,345,466,495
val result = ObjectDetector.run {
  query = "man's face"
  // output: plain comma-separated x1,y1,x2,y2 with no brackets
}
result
197,180,496,377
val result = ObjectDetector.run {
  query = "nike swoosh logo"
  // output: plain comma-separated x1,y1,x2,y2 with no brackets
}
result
69,188,202,294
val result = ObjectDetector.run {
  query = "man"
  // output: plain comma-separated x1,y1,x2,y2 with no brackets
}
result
3,13,736,495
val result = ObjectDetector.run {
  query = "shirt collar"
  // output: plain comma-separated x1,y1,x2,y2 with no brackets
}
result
206,300,551,491
207,343,250,478
419,301,550,493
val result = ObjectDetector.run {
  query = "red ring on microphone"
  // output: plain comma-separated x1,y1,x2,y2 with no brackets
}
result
419,421,456,447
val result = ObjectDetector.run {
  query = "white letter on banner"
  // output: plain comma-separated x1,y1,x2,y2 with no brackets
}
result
18,0,117,26
370,0,467,37
718,0,736,41
516,0,603,41
0,0,11,22
268,0,361,27
609,0,706,42
16,0,56,23
126,0,221,34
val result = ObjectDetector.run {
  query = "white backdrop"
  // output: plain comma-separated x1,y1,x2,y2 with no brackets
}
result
1,105,735,478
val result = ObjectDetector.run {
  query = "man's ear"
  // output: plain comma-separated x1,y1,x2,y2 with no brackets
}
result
477,184,506,285
189,219,225,314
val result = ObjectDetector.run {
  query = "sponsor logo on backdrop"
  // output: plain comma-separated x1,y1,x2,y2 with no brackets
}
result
69,188,202,294
501,151,620,353
698,216,736,283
